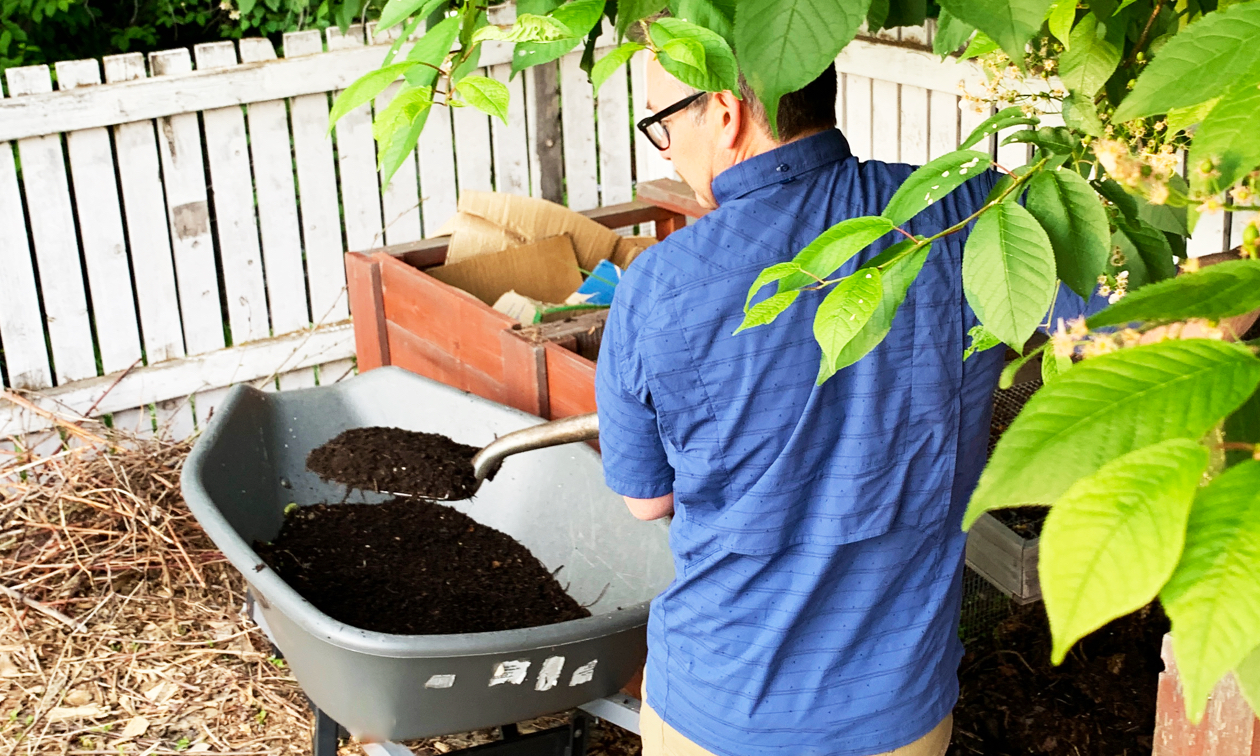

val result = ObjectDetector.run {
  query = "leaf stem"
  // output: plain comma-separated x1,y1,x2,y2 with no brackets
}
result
893,226,915,241
1122,0,1168,69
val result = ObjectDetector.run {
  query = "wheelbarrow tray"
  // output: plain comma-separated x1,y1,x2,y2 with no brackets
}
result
180,367,673,741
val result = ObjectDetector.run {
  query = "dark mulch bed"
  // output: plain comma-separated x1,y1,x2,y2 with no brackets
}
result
306,426,479,500
256,498,589,635
950,601,1168,756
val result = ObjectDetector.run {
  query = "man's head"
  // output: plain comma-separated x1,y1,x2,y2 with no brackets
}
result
642,57,837,208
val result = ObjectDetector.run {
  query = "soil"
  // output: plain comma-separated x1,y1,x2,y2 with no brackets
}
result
306,426,479,500
949,601,1169,756
255,498,590,635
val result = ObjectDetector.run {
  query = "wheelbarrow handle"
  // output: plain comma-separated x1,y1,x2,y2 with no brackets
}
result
471,412,600,483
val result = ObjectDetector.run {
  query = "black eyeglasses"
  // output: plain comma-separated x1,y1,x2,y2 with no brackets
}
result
637,92,707,151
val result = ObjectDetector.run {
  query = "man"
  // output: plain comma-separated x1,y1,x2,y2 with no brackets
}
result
595,57,1090,756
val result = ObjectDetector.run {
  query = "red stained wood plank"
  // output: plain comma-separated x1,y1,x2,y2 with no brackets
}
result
1155,634,1259,756
345,252,390,371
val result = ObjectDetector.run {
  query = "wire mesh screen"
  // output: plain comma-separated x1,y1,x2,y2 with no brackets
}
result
958,374,1045,645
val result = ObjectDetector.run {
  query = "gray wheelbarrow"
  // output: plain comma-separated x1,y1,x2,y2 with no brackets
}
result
180,366,673,743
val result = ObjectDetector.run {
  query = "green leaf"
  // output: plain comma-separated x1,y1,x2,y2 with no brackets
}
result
1138,177,1190,236
742,261,804,309
649,17,739,92
1225,387,1260,467
1001,125,1078,154
381,13,426,65
1047,0,1076,46
1058,13,1122,97
473,13,578,42
1162,460,1260,720
1041,439,1208,665
661,36,706,70
1088,260,1260,328
511,0,605,75
1117,216,1176,285
1025,166,1111,299
964,323,1003,361
814,268,883,380
1166,97,1220,135
958,29,1000,60
377,0,446,33
378,104,430,189
735,0,869,138
999,342,1048,389
824,241,930,377
454,75,510,122
616,0,667,40
329,61,418,132
779,216,896,291
1093,176,1140,223
241,0,258,13
958,106,1039,150
867,0,891,31
591,42,644,93
451,38,482,84
518,0,563,14
669,0,735,47
962,201,1058,348
881,150,993,228
734,290,801,334
937,0,1056,63
1062,92,1104,137
1041,349,1072,382
404,16,460,88
964,339,1260,527
1112,2,1260,122
1238,643,1260,715
885,0,927,28
373,84,434,143
932,7,975,55
1188,79,1260,194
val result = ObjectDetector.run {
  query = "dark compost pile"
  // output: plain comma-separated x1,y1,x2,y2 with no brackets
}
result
949,602,1168,756
306,426,479,500
256,498,590,635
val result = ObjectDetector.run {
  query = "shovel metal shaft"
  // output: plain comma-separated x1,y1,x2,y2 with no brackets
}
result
471,412,599,485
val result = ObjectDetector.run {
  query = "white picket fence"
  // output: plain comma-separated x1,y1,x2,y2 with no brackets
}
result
0,18,1245,451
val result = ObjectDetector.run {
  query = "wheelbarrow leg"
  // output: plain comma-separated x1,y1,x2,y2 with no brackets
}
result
312,704,342,756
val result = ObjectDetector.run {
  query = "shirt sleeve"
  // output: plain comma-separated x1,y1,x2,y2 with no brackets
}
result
595,286,675,499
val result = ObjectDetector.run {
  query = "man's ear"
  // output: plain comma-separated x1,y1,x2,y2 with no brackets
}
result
713,89,743,149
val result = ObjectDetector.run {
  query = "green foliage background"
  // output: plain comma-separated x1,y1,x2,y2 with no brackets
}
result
0,0,386,76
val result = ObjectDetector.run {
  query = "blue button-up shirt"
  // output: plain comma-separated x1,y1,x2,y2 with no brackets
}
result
596,130,1088,756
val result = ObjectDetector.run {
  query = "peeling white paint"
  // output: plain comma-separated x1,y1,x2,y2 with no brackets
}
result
425,674,456,689
535,656,566,691
569,660,597,687
490,660,530,686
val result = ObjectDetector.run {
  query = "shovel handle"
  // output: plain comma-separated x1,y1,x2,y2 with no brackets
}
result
471,412,600,483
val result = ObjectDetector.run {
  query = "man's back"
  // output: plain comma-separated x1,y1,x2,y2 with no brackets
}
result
596,129,1005,755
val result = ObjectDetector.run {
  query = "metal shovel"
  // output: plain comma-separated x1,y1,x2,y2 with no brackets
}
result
463,412,599,496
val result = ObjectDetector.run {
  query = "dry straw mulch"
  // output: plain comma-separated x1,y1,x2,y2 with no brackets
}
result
0,403,639,756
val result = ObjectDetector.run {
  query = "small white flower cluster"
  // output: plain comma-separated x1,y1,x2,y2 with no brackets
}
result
1096,270,1129,305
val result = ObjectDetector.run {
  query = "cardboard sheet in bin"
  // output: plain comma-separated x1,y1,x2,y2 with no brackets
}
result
438,191,625,270
428,234,584,306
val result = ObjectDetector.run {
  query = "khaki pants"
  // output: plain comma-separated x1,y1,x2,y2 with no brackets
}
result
639,698,952,756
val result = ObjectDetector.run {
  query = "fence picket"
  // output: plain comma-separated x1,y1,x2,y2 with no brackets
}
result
1188,206,1228,259
597,63,634,208
239,38,311,336
1229,212,1254,253
144,50,220,357
6,66,96,384
927,90,959,159
453,70,496,195
193,387,231,432
417,96,459,233
318,358,357,386
194,42,271,344
283,30,348,322
871,80,900,162
0,133,49,390
560,51,599,210
327,25,385,251
55,59,144,376
490,63,531,196
278,368,319,391
900,84,930,166
630,50,674,185
844,74,874,160
155,396,196,441
959,102,993,155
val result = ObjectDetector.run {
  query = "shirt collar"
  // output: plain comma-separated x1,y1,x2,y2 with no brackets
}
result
711,129,854,205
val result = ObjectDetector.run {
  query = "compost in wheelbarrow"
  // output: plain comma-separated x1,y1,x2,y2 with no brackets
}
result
180,367,674,743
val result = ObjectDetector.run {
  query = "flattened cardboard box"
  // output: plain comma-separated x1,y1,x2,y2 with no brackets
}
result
427,234,584,306
437,191,623,270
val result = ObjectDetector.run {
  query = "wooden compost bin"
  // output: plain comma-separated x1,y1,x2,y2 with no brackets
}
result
344,179,698,421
